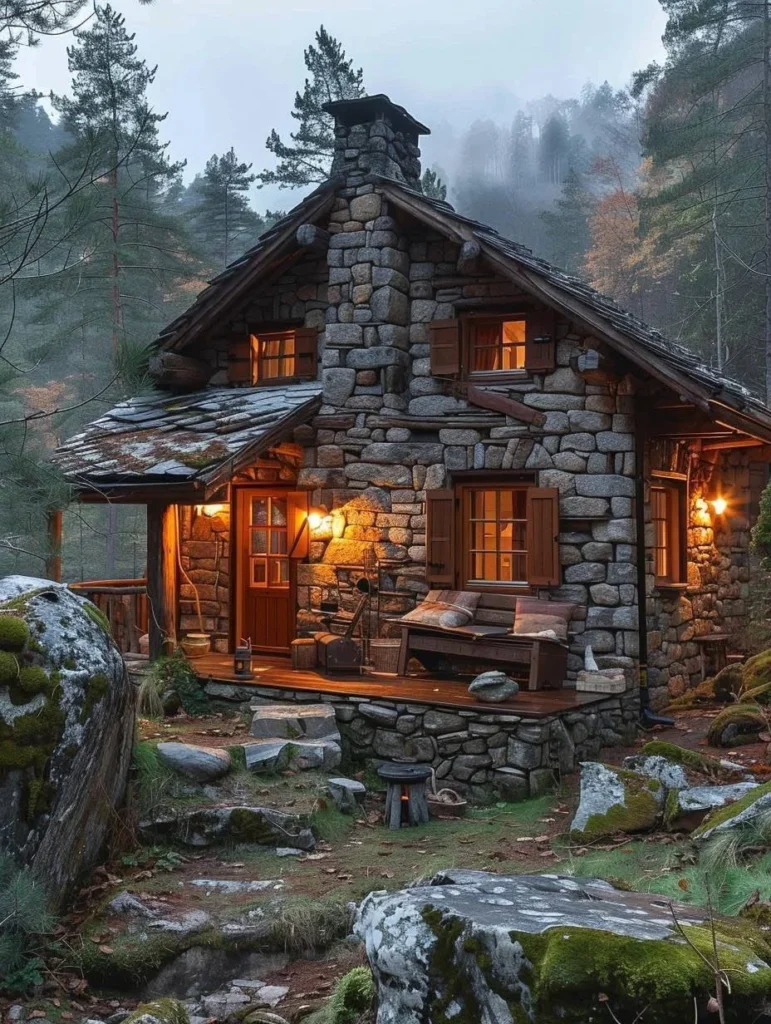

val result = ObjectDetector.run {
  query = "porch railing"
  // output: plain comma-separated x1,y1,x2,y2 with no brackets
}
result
68,577,149,654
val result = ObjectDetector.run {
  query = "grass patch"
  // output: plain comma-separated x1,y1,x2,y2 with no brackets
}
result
268,895,351,956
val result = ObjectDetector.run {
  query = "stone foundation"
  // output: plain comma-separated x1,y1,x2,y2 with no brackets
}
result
203,681,640,803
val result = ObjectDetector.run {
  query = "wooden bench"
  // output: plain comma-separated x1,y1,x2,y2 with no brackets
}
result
395,593,569,691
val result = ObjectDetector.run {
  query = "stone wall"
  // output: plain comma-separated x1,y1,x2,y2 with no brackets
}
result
178,505,231,637
294,180,641,682
203,679,640,803
645,447,752,707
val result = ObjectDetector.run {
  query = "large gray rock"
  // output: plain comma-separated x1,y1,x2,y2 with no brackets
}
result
243,738,342,772
356,869,771,1023
570,762,665,839
694,782,771,842
139,805,315,850
156,743,232,782
621,754,689,791
328,777,366,813
666,782,759,830
468,671,519,703
0,576,133,905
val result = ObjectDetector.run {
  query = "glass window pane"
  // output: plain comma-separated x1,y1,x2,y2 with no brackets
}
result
252,559,267,585
251,529,267,554
513,522,526,550
271,531,288,554
513,489,527,518
502,320,525,343
251,498,268,526
500,490,513,520
271,499,287,527
483,553,496,580
271,559,289,585
513,553,527,582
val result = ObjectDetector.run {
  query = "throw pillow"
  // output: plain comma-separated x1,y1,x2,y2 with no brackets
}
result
401,590,480,629
513,597,576,642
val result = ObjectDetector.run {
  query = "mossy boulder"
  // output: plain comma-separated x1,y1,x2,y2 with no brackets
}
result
570,762,664,840
638,740,739,779
123,1000,189,1024
0,576,134,905
356,869,771,1023
706,704,767,747
741,649,771,691
138,804,316,850
693,779,771,841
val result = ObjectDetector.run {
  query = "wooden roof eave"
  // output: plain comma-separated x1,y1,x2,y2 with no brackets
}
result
159,188,337,354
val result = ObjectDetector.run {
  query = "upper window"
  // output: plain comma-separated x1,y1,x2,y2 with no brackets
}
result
651,477,687,585
251,330,296,383
469,318,526,373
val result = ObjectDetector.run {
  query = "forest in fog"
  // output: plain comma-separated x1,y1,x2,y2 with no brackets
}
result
0,1,767,580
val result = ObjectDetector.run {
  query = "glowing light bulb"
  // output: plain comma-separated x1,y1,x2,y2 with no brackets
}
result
308,511,323,531
711,497,727,516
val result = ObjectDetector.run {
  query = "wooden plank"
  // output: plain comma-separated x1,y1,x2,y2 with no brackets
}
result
466,385,546,426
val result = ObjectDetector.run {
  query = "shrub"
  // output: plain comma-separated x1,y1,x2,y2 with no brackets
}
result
0,856,54,995
305,967,375,1024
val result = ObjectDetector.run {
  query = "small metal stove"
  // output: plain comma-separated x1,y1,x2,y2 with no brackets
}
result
377,762,433,828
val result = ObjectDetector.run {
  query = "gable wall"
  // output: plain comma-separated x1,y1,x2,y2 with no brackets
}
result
295,184,640,694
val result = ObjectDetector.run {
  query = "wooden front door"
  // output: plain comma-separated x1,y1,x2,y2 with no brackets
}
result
235,488,306,654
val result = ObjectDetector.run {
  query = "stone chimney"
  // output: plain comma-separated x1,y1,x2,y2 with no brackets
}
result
323,94,430,191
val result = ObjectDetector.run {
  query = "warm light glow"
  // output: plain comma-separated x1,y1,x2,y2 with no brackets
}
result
307,506,329,532
711,497,728,516
195,503,226,518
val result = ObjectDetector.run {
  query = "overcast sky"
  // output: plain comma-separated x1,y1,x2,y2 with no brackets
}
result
15,0,668,210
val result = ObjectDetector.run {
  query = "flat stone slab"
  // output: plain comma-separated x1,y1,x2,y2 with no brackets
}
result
249,703,339,741
328,777,366,813
243,738,342,773
694,781,771,841
156,742,232,782
356,869,771,1023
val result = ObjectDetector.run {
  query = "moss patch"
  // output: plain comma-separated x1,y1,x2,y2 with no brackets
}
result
741,650,771,691
0,651,19,685
83,602,111,636
123,1000,189,1024
17,666,49,696
0,615,30,652
639,740,730,777
79,673,109,724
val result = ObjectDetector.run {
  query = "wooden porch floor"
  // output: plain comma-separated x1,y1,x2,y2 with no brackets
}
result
190,653,613,719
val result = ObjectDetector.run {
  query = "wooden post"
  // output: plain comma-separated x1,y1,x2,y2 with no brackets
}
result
46,509,63,582
146,502,178,659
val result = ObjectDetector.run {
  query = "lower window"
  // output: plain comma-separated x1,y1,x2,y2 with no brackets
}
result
651,477,687,585
464,486,529,585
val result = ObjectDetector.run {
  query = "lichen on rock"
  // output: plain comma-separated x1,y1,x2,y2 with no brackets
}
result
0,576,134,904
123,999,189,1024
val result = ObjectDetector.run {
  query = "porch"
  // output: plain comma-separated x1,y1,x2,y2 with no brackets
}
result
189,651,610,718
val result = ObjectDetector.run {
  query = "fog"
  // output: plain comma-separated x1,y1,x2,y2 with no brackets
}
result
14,0,667,209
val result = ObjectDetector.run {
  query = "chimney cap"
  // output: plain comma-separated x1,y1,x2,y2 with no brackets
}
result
322,94,430,137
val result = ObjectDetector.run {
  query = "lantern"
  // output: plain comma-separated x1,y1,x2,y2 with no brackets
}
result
234,640,253,679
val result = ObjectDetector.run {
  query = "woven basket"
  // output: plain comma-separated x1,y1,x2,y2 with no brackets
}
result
370,639,401,674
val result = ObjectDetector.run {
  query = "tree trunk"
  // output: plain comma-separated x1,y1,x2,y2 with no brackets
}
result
764,0,771,403
713,204,724,372
110,164,121,355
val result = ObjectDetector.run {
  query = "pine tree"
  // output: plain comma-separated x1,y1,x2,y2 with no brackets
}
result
538,113,571,185
541,168,594,275
258,25,364,188
421,168,447,200
185,148,264,270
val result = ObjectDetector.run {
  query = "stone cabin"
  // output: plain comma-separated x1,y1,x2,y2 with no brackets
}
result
54,94,771,725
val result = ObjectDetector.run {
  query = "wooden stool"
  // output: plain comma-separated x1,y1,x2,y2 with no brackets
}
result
291,638,317,670
694,633,730,680
378,762,432,828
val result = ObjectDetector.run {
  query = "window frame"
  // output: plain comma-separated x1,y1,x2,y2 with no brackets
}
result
462,313,530,383
250,328,298,386
650,473,688,588
454,474,535,593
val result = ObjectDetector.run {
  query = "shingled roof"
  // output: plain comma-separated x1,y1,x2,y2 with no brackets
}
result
53,383,322,495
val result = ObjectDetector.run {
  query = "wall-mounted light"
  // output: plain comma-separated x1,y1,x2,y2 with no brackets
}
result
195,503,226,518
307,506,328,531
711,497,728,516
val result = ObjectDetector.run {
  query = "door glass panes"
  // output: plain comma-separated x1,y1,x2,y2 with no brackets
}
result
468,488,528,583
249,495,289,588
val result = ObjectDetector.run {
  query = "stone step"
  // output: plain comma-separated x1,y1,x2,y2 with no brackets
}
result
249,703,340,742
243,738,342,773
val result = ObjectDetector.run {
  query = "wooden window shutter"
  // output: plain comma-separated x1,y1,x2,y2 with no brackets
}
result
294,327,319,380
525,309,556,372
429,319,461,377
426,489,456,587
228,335,252,384
526,487,560,586
288,491,310,559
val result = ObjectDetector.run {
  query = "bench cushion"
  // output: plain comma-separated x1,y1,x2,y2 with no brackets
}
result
400,589,480,629
513,597,576,642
